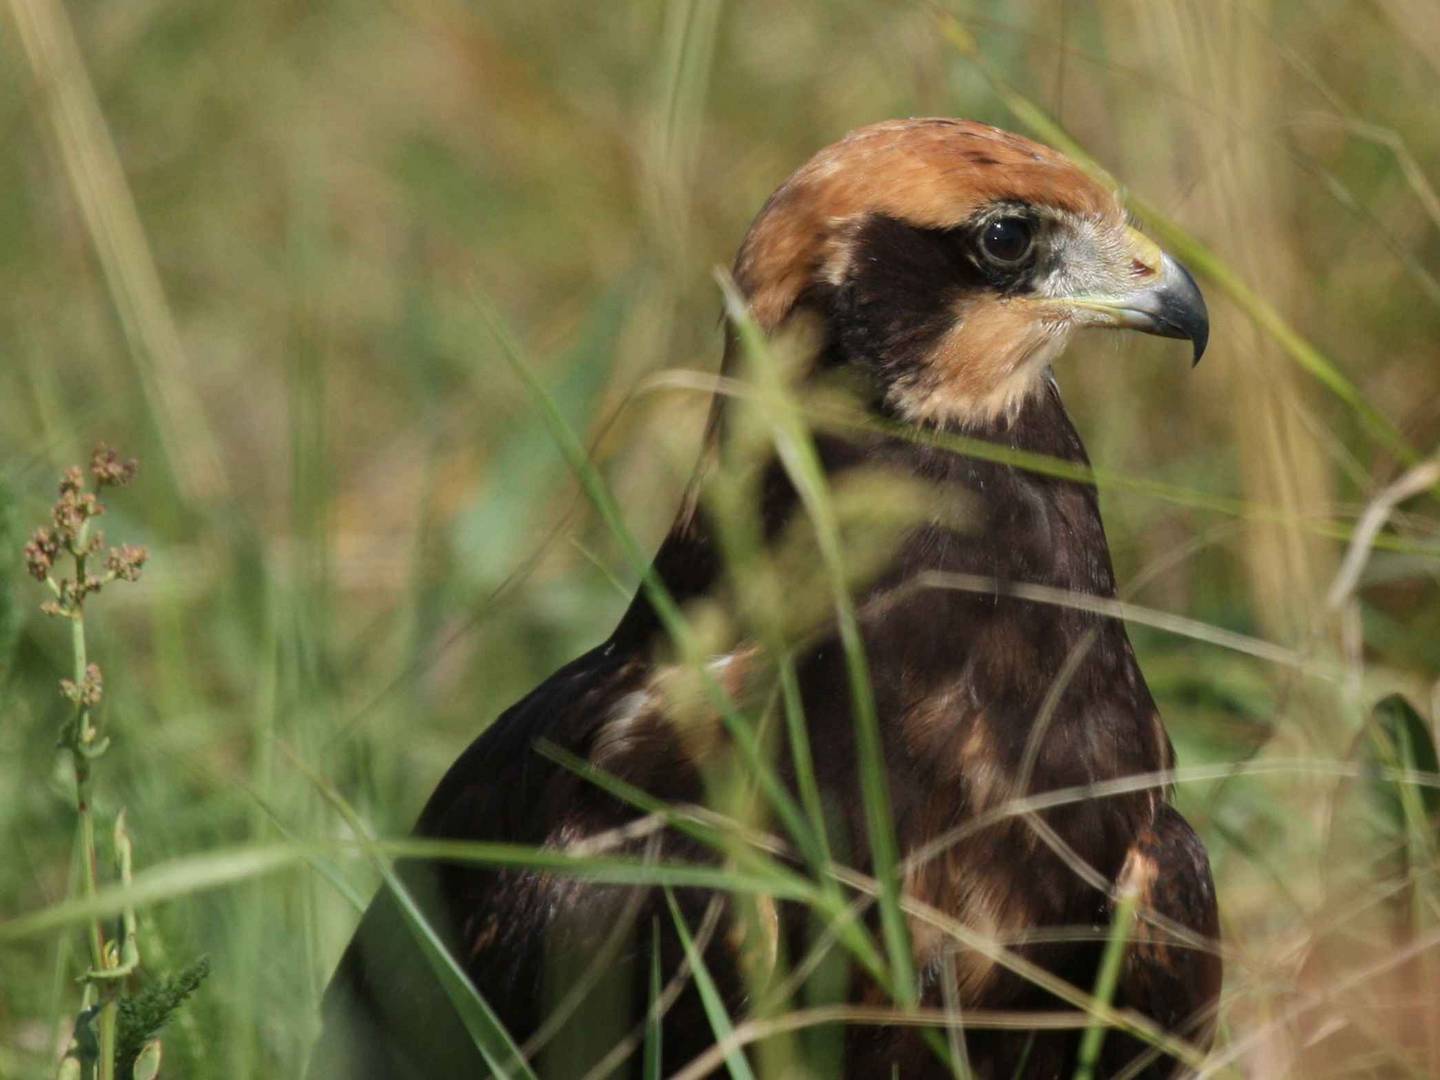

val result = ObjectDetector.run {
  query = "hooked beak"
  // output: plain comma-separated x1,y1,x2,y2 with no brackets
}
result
1064,231,1210,365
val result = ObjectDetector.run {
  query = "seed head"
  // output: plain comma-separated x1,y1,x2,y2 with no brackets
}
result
24,528,60,581
58,466,84,498
106,544,149,583
60,664,104,707
90,445,138,488
51,487,102,548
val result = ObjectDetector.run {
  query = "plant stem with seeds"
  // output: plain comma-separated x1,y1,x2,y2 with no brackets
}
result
27,450,146,1080
64,536,118,1080
69,561,104,971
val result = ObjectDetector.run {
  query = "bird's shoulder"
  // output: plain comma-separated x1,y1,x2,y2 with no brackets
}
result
414,642,650,843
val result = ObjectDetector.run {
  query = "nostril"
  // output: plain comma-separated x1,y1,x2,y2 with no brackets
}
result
1130,258,1151,277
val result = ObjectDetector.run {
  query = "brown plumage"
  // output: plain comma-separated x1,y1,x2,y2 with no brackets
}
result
312,118,1220,1078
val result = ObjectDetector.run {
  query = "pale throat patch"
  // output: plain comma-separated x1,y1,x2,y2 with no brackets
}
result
889,300,1074,429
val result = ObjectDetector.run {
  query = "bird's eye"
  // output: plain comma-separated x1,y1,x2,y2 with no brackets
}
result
980,217,1034,265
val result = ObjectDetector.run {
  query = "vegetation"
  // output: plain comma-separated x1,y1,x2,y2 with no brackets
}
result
2,0,1438,1076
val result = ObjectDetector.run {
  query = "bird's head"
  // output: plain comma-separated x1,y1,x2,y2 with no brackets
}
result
732,118,1208,427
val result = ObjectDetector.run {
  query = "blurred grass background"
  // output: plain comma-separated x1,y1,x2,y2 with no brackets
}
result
2,0,1439,1075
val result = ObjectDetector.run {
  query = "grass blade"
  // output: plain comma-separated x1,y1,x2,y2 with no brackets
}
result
716,274,917,1005
664,888,756,1080
1072,887,1139,1080
644,919,663,1080
287,750,538,1080
936,11,1416,468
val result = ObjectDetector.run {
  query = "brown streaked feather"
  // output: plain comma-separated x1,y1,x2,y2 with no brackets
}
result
589,647,757,778
1103,804,1223,1075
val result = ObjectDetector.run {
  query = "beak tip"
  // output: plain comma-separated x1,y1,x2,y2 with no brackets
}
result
1162,255,1209,368
1073,249,1211,366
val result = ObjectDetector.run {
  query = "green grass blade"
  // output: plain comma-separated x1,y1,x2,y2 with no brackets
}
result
0,836,822,945
381,837,816,898
288,752,538,1080
664,888,756,1080
0,846,304,942
1072,887,1139,1080
644,919,663,1080
383,871,537,1079
717,274,916,1006
642,371,1439,553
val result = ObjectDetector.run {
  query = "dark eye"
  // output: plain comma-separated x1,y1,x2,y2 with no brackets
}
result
980,216,1034,265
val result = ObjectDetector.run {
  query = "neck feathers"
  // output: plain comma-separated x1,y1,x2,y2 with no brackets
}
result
614,378,1110,648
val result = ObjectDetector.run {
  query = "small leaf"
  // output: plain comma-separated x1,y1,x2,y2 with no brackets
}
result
132,1040,162,1080
1329,693,1440,887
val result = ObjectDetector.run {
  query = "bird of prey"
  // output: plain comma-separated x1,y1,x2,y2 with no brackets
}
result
312,118,1220,1079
